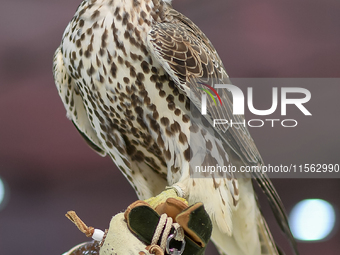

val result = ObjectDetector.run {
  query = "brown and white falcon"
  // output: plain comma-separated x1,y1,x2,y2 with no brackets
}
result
53,0,298,254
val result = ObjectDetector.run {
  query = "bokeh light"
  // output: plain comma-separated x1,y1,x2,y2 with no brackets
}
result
289,199,336,241
0,177,5,209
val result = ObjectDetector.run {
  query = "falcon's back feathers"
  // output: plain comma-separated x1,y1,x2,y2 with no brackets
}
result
53,1,298,254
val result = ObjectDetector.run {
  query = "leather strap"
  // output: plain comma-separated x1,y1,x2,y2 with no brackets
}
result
124,199,212,255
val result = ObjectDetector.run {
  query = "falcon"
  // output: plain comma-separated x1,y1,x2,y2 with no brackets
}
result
53,0,298,254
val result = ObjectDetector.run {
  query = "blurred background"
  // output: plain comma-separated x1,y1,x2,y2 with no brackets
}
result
0,0,339,254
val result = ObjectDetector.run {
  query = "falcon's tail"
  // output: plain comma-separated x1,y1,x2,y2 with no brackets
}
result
257,215,280,255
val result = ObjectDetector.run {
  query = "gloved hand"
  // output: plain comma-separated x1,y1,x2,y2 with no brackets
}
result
63,197,212,255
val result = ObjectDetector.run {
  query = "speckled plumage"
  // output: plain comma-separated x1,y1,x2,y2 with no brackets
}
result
53,1,298,255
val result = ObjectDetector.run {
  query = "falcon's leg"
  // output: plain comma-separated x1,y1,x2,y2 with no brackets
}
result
144,185,188,208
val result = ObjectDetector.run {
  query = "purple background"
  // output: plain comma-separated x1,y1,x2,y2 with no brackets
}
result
0,0,339,254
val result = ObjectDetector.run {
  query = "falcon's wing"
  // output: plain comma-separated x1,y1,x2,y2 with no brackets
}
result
53,47,107,156
147,10,261,167
146,8,298,255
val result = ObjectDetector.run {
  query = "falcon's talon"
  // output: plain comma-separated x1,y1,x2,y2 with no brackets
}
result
166,184,187,199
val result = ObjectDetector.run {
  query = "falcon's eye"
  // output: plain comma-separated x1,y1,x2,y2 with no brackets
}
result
289,199,337,241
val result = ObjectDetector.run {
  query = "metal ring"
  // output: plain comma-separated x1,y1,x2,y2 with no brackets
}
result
166,230,186,255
